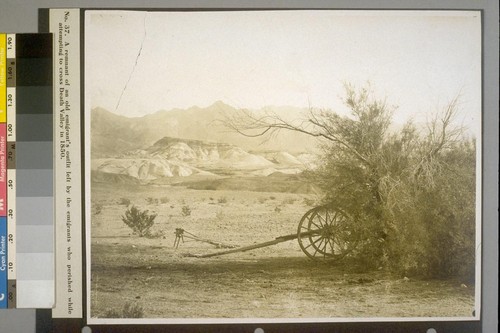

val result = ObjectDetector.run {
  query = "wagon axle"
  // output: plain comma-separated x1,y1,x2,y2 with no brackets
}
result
176,205,358,261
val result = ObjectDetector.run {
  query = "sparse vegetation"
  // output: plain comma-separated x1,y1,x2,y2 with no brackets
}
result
145,229,166,239
146,197,159,205
282,197,296,205
215,209,225,221
119,197,131,206
303,197,316,207
121,206,157,237
94,203,103,215
218,196,228,204
160,197,170,204
104,301,144,318
181,205,192,216
92,182,475,319
225,83,476,280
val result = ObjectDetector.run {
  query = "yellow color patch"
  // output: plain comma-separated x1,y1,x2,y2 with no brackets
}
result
0,34,6,123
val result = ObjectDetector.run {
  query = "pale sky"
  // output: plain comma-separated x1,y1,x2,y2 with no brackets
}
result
85,10,481,135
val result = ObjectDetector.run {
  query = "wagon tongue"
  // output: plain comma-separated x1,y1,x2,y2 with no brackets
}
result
178,231,302,259
173,228,239,250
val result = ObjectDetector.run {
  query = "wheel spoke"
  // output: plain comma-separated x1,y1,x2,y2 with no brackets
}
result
331,211,339,227
312,218,325,231
316,212,327,227
332,235,344,251
312,246,319,257
300,223,309,230
310,221,323,231
303,236,323,250
321,237,328,254
298,206,358,261
309,215,323,230
316,237,326,251
326,236,335,255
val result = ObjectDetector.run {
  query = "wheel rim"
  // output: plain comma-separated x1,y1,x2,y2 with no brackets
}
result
297,205,358,260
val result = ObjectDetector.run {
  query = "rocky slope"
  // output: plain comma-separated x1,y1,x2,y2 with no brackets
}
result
92,136,316,182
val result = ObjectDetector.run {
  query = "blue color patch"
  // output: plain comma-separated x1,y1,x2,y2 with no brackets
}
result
0,216,7,308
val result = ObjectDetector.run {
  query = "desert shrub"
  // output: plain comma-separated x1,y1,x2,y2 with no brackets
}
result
258,197,267,204
119,198,131,206
181,205,192,216
282,197,296,205
382,140,476,281
122,302,144,318
160,197,170,204
146,197,159,205
218,197,228,204
274,206,282,213
104,302,144,318
94,203,103,215
308,87,476,279
303,197,316,207
103,309,121,318
146,229,166,239
121,206,157,237
215,209,225,221
226,83,476,280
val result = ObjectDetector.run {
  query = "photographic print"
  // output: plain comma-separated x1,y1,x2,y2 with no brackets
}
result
84,10,481,323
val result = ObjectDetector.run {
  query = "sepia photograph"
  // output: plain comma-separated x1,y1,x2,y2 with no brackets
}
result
84,10,481,323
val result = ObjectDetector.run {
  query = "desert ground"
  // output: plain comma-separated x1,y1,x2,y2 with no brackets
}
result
90,181,475,320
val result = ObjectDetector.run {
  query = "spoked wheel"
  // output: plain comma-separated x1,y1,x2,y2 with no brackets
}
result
297,205,358,260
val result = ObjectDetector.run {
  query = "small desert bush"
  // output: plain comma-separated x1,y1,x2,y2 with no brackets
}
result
121,206,157,237
119,198,131,206
94,203,103,215
181,205,192,216
282,197,296,205
303,197,316,207
215,209,225,221
104,302,144,318
146,197,159,205
146,229,166,239
218,197,228,204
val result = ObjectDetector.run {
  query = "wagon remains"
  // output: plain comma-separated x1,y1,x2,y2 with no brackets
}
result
176,205,359,261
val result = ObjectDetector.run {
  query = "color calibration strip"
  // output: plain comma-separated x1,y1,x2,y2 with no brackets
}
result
15,33,54,308
6,33,17,308
0,33,7,309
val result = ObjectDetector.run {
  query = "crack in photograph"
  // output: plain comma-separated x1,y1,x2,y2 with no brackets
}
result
84,9,481,324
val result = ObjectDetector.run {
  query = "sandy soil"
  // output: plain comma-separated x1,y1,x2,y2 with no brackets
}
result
90,182,475,320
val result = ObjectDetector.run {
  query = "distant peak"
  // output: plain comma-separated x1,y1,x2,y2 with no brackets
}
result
210,100,232,109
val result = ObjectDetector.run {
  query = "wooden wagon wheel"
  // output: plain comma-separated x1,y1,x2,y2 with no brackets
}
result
297,205,358,260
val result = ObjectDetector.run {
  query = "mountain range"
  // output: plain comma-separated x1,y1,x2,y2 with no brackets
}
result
91,102,319,182
91,101,319,158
